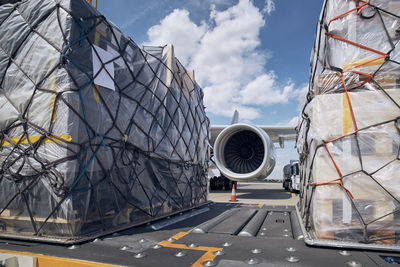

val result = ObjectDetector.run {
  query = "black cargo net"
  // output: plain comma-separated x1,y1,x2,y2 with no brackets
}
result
0,0,209,241
297,0,400,244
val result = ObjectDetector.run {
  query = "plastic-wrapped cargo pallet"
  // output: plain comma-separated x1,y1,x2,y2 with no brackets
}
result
297,0,400,247
0,0,209,243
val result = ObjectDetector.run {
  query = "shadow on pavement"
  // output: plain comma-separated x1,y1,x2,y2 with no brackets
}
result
236,188,292,200
209,185,293,200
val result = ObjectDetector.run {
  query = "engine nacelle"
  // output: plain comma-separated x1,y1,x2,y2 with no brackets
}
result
213,123,276,182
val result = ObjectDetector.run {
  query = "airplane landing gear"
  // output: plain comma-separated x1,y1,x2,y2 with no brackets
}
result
210,176,237,191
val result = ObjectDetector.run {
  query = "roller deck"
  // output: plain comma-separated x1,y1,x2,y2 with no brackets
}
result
1,201,400,266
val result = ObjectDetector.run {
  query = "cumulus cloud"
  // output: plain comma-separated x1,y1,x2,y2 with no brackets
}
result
288,116,300,127
293,84,309,111
144,0,302,120
144,9,206,65
238,72,295,106
263,0,275,15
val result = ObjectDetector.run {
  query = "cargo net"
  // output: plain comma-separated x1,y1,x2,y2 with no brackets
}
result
297,0,400,245
0,0,209,241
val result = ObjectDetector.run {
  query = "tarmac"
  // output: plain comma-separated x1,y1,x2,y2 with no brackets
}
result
208,182,299,206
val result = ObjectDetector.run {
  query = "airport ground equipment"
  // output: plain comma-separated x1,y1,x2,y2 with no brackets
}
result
282,160,300,193
282,164,291,190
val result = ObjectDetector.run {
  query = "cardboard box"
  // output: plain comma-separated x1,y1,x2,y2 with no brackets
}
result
314,72,400,95
309,89,400,140
313,72,365,95
313,197,398,244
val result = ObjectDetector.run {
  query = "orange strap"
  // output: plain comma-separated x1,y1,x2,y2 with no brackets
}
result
356,0,369,15
323,143,342,177
326,0,389,58
325,32,389,58
312,138,355,199
326,131,355,144
328,1,369,26
312,179,355,199
312,144,355,199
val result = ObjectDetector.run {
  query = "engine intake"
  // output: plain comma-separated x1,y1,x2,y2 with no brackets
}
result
224,130,264,174
214,123,276,182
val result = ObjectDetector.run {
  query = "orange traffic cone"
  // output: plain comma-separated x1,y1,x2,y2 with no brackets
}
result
230,184,238,202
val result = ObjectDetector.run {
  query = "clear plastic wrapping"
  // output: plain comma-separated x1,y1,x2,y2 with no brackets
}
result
0,0,209,243
297,0,400,245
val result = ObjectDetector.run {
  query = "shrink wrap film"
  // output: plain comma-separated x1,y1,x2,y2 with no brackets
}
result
0,0,209,243
297,0,400,245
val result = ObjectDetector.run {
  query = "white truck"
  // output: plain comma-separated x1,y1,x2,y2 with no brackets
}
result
282,160,300,193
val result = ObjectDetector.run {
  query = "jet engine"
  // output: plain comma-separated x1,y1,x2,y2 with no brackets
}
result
213,123,276,182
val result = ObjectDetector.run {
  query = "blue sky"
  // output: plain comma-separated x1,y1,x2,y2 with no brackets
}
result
97,0,323,179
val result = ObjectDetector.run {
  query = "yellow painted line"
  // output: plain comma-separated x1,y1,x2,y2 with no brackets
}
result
0,248,119,267
158,232,223,267
1,135,72,147
158,241,222,253
171,231,190,240
192,250,220,267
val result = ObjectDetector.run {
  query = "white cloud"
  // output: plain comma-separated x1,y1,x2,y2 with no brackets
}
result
263,0,275,15
288,116,300,127
193,0,265,85
275,116,299,127
206,0,235,5
144,0,303,121
293,84,309,111
238,72,295,106
144,9,206,65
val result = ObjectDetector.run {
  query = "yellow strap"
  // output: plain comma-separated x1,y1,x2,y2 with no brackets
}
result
1,135,72,147
93,84,100,104
342,93,352,135
343,58,385,70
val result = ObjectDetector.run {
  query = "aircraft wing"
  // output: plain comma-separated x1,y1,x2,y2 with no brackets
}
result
210,125,296,148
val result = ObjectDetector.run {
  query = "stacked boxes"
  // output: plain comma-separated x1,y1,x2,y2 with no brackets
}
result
297,0,400,245
0,0,209,243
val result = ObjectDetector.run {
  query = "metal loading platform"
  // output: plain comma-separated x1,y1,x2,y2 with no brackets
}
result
0,203,400,266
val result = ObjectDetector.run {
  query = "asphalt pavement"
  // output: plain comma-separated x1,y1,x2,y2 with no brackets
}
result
208,182,299,206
